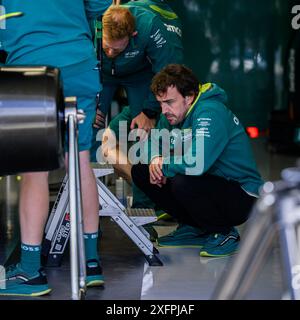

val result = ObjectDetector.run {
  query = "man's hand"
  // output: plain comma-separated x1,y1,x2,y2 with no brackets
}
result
149,156,167,188
93,109,106,129
130,112,156,130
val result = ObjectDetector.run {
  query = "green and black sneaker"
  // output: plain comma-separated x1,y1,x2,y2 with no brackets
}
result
86,259,105,287
199,228,240,257
157,224,210,248
0,264,51,297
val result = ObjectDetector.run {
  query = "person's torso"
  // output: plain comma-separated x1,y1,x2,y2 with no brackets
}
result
102,3,182,79
1,0,96,67
157,85,264,195
188,99,263,195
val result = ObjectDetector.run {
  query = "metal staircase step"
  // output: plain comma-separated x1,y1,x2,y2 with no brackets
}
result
91,163,114,169
43,173,163,267
126,208,156,217
126,208,157,226
92,164,114,178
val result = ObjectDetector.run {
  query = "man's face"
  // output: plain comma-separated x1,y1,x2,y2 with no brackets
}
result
156,86,193,125
102,34,129,59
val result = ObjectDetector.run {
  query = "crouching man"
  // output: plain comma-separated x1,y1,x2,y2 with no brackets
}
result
131,64,264,257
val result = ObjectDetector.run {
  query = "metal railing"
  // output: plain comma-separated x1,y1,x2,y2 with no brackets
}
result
65,98,87,300
213,167,300,300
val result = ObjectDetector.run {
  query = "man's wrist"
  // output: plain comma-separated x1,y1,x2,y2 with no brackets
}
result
150,155,162,165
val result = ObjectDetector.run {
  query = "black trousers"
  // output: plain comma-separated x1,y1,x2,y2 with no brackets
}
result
131,164,256,233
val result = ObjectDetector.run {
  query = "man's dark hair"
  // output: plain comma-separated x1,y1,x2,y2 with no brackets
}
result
151,64,200,97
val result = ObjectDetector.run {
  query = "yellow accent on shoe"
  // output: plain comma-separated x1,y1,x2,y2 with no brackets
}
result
0,288,52,297
86,279,105,287
156,212,172,221
200,251,238,258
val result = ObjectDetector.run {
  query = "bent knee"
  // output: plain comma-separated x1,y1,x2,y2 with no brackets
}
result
102,127,117,156
170,175,190,194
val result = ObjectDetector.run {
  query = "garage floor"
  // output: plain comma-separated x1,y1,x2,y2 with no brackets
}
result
0,138,298,300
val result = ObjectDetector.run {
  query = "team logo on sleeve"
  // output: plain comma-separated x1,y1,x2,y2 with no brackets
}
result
150,29,167,48
196,118,212,138
163,23,182,37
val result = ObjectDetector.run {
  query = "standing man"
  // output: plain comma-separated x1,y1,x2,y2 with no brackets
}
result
0,0,112,297
94,0,184,210
132,64,264,257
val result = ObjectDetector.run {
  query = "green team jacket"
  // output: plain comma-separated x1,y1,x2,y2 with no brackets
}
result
102,1,184,113
146,83,264,197
128,0,182,27
1,0,111,73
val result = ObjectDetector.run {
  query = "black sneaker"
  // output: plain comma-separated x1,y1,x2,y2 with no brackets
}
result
86,259,104,287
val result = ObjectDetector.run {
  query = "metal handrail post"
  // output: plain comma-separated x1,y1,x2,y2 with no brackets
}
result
68,113,79,300
66,97,86,300
74,129,86,293
213,168,300,300
278,168,300,300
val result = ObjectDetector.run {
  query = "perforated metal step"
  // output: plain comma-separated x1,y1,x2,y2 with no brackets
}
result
91,163,114,178
126,208,157,226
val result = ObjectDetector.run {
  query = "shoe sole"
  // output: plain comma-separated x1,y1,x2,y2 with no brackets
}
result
157,242,204,248
200,250,238,258
86,280,105,287
0,288,52,297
